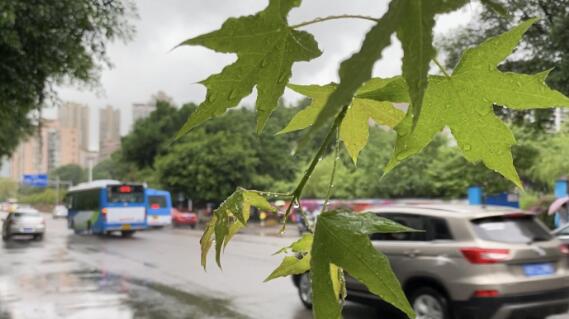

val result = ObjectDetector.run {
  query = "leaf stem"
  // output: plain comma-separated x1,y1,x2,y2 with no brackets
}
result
280,106,349,233
290,15,380,29
433,58,451,78
322,127,340,212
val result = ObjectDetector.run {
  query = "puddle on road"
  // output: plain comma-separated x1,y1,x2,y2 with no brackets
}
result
0,269,248,319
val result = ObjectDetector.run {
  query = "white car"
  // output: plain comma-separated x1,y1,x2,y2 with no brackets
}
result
52,205,68,219
2,208,46,241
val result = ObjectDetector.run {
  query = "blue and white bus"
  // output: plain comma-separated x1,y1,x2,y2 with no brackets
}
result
65,180,147,237
145,188,172,227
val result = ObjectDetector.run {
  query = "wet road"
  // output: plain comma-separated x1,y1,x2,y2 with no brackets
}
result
0,213,379,319
2,213,569,319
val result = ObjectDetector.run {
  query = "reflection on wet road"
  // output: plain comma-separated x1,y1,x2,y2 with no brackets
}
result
0,213,380,319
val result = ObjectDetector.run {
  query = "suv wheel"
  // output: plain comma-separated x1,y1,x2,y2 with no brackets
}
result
410,287,450,319
298,273,312,309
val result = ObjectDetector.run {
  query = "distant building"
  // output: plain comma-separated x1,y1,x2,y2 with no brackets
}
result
132,102,156,123
59,102,90,152
9,102,95,181
8,120,78,180
99,105,121,161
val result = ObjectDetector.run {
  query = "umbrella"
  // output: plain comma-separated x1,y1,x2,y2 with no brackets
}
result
548,196,569,215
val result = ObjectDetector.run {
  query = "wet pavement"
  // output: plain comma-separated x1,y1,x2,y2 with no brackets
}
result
0,213,378,319
1,212,568,319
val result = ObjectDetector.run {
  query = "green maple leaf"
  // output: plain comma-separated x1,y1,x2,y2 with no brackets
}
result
308,0,466,135
310,211,417,319
200,188,275,269
176,0,321,136
365,19,569,187
279,78,404,162
264,234,313,282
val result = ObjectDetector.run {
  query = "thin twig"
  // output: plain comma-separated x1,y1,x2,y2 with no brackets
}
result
433,58,451,78
280,106,349,233
290,15,380,29
322,126,340,212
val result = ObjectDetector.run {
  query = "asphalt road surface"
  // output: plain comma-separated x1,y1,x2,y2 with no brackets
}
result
0,213,568,319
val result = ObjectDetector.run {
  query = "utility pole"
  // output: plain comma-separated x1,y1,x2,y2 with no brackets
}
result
88,158,93,182
55,175,60,205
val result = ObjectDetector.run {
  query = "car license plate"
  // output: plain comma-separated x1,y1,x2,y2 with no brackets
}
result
22,228,34,233
523,263,555,277
121,224,131,230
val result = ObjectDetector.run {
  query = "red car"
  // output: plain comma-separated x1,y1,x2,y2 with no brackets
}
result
172,208,198,228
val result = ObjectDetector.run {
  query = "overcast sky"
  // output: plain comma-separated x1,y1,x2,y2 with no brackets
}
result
52,0,479,150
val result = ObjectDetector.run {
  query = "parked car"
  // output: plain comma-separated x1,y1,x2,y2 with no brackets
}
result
292,204,569,319
2,208,46,241
172,208,198,228
52,205,68,219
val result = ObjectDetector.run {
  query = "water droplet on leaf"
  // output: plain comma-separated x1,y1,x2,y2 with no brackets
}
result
228,89,239,101
277,73,288,84
463,144,472,151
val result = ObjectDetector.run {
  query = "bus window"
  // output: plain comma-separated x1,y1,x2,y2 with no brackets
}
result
148,196,167,209
107,185,144,203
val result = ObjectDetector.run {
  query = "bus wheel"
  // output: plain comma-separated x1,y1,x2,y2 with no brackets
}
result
121,230,135,238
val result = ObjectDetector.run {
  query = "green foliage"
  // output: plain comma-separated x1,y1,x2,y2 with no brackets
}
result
530,133,569,186
439,0,569,131
0,0,134,157
310,0,466,133
156,108,299,203
49,164,86,185
311,211,415,319
0,178,17,201
122,101,195,168
265,234,313,282
176,0,321,135
280,79,404,162
377,19,569,188
19,188,62,205
200,188,276,268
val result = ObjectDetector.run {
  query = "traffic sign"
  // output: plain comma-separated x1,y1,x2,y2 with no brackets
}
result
22,174,49,187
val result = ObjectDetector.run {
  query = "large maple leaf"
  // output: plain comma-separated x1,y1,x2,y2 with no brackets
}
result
176,0,321,136
279,78,405,162
363,19,569,187
308,0,467,135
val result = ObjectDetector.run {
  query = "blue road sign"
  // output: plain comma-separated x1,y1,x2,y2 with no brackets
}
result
22,174,48,188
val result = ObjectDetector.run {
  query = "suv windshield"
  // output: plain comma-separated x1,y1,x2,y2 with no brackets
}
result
107,185,145,204
472,215,552,244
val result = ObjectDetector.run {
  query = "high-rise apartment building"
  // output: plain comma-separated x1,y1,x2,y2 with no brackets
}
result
99,105,121,161
132,102,156,123
59,102,90,151
9,120,82,180
8,102,94,181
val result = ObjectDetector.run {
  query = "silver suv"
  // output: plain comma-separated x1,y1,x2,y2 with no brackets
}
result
293,204,569,319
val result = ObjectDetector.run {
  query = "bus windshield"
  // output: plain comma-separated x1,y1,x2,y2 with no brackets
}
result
107,185,145,204
148,195,167,209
